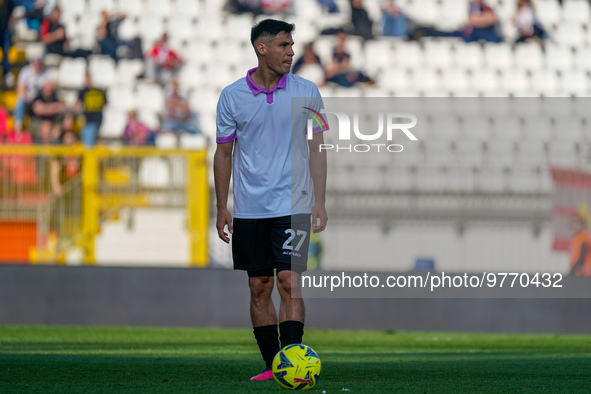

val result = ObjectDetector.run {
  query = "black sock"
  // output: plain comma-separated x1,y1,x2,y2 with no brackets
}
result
253,325,279,369
279,320,304,348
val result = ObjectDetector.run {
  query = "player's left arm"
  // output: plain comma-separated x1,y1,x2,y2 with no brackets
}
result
308,131,327,233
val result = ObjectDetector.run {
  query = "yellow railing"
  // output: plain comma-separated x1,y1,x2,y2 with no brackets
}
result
0,144,209,266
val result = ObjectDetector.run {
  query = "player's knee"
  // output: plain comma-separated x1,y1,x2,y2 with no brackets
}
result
249,276,274,299
277,271,295,295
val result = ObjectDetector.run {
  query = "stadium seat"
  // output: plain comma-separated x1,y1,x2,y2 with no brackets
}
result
115,0,143,18
529,69,559,96
405,0,440,26
515,140,547,168
476,167,506,193
137,109,160,131
483,97,512,117
364,40,393,74
173,0,201,18
394,41,425,69
195,15,224,41
541,97,574,119
189,89,217,115
225,14,256,40
135,83,165,113
554,24,585,48
522,116,553,142
508,168,541,193
88,0,115,14
453,43,483,71
423,40,454,70
155,133,178,149
379,66,410,91
107,86,136,111
492,116,522,142
89,55,116,89
486,140,515,169
455,138,485,168
59,0,86,17
139,14,166,46
461,116,492,141
553,117,584,142
471,68,501,96
548,140,579,167
562,0,591,24
514,43,543,71
438,0,468,30
139,157,170,188
500,69,529,96
100,106,127,138
117,18,139,42
416,167,447,192
24,42,45,61
179,134,208,150
168,14,195,43
533,0,561,27
512,97,542,119
441,68,470,94
145,0,172,17
484,43,513,71
561,70,590,96
412,67,440,94
114,59,144,86
545,45,574,73
58,58,87,89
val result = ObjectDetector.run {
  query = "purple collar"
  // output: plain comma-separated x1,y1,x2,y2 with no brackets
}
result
246,67,287,104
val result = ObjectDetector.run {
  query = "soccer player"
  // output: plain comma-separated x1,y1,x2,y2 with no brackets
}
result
214,19,328,381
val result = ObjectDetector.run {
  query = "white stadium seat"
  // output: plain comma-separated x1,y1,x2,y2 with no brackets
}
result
454,42,483,71
88,0,115,14
100,106,127,139
484,43,514,71
529,69,559,96
562,0,591,24
423,40,454,70
115,59,144,86
500,70,529,96
173,0,201,18
471,68,500,96
155,133,178,149
561,70,590,96
59,0,86,17
145,0,172,17
522,116,553,142
115,0,143,18
58,58,86,89
88,55,116,89
545,45,574,73
139,14,165,45
168,15,195,43
136,83,165,113
394,41,425,69
514,43,543,71
107,86,136,111
554,24,585,48
533,0,561,27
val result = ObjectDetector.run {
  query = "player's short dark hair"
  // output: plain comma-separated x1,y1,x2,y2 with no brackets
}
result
250,19,295,47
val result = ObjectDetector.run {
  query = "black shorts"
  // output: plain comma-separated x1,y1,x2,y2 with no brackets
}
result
232,214,311,277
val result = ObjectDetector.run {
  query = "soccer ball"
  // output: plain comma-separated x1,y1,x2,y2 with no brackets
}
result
272,344,321,390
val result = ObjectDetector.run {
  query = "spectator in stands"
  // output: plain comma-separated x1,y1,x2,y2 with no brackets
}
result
292,42,325,87
146,32,183,86
261,0,293,14
50,129,80,197
14,57,49,132
381,0,409,38
161,79,202,136
122,110,155,146
30,79,65,142
570,215,591,276
317,0,339,13
351,0,374,41
40,6,90,58
97,10,124,61
325,31,373,87
24,0,44,32
224,0,263,15
513,0,548,45
0,0,14,85
416,0,502,43
74,73,107,147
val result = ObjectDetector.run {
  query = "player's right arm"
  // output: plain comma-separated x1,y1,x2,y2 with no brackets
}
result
214,140,234,243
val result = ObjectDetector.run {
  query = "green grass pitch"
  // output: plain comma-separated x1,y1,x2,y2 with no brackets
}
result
1,325,590,393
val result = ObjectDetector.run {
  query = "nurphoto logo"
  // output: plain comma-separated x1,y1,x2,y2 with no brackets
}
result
304,107,419,153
